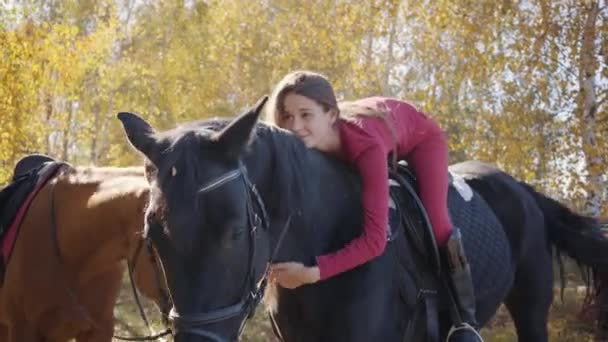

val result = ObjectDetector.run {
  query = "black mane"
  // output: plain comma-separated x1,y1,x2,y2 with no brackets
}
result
248,123,317,219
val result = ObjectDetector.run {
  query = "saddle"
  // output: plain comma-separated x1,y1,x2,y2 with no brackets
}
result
12,154,57,180
388,164,442,273
0,154,66,282
387,163,445,342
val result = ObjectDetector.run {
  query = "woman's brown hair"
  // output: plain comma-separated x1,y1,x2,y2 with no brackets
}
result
267,70,398,168
266,70,338,126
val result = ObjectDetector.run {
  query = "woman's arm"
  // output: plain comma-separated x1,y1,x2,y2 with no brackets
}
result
315,144,389,280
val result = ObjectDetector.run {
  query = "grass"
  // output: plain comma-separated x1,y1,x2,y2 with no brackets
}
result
480,287,596,342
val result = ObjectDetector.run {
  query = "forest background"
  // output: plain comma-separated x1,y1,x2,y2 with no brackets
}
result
1,1,607,341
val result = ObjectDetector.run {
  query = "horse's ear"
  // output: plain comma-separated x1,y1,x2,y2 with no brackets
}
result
215,96,268,157
117,112,158,162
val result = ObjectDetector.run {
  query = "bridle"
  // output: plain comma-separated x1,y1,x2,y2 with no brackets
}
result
152,161,290,341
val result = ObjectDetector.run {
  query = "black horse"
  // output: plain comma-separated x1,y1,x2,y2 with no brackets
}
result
117,99,608,342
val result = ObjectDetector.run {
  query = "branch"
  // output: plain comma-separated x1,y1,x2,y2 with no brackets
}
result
553,53,579,79
523,26,578,80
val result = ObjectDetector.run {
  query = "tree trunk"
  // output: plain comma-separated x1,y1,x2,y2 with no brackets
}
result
578,1,604,217
382,5,398,96
90,103,100,164
61,101,74,162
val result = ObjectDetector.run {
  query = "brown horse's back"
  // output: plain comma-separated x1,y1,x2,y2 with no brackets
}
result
0,165,160,341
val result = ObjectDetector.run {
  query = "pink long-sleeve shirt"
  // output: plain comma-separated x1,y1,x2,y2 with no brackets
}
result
316,97,448,280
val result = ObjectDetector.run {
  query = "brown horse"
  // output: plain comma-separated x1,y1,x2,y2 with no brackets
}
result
0,164,168,341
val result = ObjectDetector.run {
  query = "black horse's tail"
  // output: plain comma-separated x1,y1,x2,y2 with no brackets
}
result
519,182,607,266
521,183,608,301
519,182,608,333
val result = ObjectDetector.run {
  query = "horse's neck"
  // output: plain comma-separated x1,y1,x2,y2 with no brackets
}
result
55,172,149,281
249,133,361,263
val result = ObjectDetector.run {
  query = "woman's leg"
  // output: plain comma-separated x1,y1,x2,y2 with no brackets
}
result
407,132,452,246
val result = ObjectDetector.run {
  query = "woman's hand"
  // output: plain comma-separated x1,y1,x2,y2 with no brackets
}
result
269,262,320,289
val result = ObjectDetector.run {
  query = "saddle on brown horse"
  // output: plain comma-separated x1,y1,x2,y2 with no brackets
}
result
0,154,66,282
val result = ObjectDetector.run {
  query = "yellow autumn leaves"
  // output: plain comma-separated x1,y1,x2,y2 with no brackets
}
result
0,0,606,215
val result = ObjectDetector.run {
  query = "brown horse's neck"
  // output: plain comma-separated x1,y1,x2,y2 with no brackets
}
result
52,166,149,283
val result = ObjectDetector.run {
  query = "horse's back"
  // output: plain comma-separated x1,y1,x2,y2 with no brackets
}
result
449,160,546,262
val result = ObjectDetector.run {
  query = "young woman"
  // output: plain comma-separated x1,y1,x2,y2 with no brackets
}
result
267,70,483,341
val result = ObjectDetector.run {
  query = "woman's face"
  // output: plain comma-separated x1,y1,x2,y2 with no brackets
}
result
280,92,338,151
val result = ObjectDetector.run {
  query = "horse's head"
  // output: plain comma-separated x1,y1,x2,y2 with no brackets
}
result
118,97,271,342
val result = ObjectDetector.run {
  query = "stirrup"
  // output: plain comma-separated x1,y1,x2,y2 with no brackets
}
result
446,322,484,342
